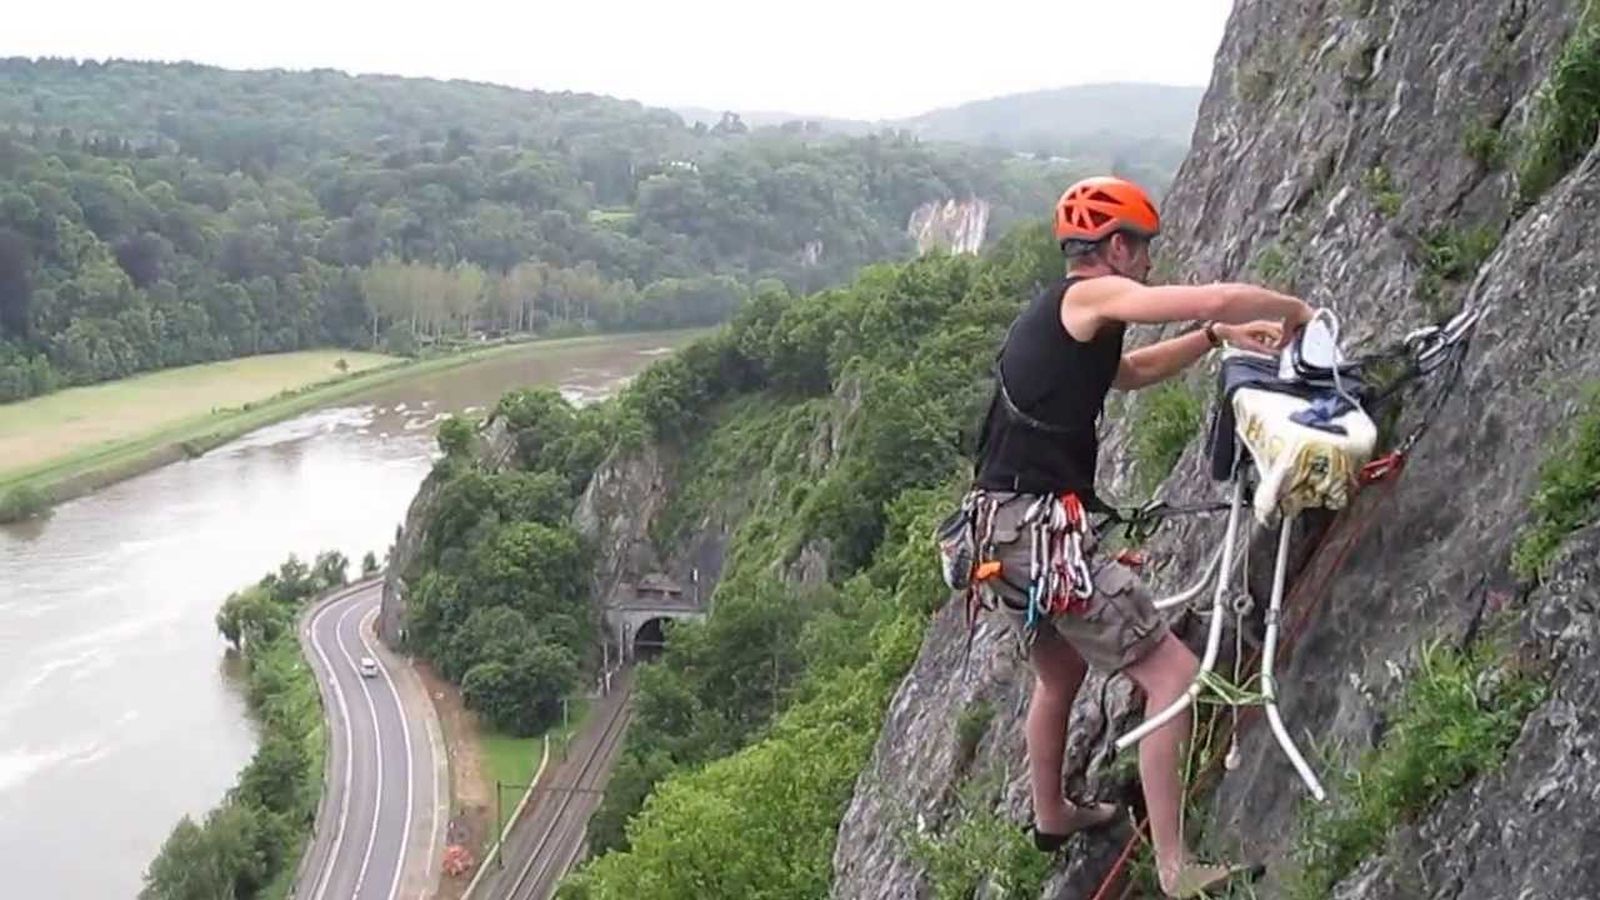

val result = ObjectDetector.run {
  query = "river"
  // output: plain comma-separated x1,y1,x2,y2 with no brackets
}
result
0,331,697,899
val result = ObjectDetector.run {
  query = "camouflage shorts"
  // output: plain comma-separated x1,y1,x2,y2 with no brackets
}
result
977,491,1168,672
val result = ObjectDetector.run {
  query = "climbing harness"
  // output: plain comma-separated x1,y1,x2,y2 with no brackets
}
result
938,487,1110,666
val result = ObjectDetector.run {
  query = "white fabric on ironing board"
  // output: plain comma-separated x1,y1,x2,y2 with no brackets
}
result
1231,386,1377,525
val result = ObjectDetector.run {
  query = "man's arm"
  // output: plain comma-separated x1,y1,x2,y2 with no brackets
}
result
1070,277,1313,332
1112,328,1212,390
1113,321,1285,390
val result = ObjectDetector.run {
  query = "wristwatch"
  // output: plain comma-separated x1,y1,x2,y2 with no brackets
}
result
1203,321,1222,348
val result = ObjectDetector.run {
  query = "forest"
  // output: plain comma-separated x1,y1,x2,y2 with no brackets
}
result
0,58,1082,401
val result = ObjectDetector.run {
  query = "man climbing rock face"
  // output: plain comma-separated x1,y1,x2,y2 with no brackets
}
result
965,176,1314,898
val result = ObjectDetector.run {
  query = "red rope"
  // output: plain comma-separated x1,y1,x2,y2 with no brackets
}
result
1086,472,1401,900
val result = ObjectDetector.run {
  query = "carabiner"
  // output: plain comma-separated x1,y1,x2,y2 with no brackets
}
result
1067,530,1094,599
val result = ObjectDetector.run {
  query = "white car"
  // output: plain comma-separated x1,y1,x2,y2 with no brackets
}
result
359,656,379,679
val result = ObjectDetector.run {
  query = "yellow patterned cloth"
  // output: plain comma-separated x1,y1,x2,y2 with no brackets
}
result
1232,387,1377,525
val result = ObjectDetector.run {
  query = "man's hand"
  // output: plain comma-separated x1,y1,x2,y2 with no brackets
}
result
1280,300,1315,346
1216,320,1283,355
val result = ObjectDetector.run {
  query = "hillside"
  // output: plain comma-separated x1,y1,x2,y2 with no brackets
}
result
377,0,1600,897
679,82,1204,192
904,83,1202,147
377,224,1068,897
0,58,1082,402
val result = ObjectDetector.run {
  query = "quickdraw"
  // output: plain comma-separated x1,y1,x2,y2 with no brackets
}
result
1099,498,1235,545
1024,492,1096,629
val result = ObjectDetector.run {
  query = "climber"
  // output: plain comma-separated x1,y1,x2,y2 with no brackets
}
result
966,176,1314,897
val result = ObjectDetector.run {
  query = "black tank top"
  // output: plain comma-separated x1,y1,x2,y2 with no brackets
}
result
973,276,1126,505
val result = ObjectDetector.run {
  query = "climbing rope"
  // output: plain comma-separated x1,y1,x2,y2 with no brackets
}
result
1097,498,1236,546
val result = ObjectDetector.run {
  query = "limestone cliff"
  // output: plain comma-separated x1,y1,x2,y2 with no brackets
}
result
831,1,1600,898
909,198,992,256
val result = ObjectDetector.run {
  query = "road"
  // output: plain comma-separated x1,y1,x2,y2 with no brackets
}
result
297,580,447,900
481,673,634,900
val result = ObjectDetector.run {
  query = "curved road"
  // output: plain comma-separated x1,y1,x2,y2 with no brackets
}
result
298,581,446,900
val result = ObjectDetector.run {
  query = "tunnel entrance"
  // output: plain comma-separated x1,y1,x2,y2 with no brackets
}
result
633,617,670,662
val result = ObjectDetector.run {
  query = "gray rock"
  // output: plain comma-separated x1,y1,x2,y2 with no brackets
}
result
829,1,1600,897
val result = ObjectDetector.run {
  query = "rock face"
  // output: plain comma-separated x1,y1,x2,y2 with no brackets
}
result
909,198,992,255
573,441,673,609
832,1,1600,897
1332,529,1600,900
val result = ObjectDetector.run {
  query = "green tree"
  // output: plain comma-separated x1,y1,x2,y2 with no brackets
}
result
236,732,310,813
215,587,290,650
460,641,578,735
140,804,272,900
438,415,477,460
313,549,349,589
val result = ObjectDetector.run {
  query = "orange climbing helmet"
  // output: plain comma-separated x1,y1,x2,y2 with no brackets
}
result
1053,176,1162,245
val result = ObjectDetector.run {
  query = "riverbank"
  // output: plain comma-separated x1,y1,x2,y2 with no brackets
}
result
143,561,339,899
0,331,697,522
0,334,694,898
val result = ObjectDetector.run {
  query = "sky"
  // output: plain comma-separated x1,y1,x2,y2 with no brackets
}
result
3,0,1237,120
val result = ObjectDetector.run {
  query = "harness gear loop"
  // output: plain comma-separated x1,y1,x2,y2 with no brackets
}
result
950,490,1006,669
1061,493,1095,602
1018,491,1097,629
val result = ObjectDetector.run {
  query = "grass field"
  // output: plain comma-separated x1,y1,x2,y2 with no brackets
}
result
482,698,588,836
586,208,636,227
0,350,396,477
0,334,673,520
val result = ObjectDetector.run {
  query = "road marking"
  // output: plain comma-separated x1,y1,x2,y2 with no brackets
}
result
306,590,358,900
329,596,385,898
424,675,441,894
356,606,415,900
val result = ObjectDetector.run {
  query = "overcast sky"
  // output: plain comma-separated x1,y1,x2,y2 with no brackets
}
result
4,0,1237,120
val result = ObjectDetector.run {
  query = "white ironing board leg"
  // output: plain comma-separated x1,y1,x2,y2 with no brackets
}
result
1115,478,1246,751
1263,514,1328,800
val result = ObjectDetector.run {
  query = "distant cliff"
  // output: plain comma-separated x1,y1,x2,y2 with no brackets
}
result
908,198,991,255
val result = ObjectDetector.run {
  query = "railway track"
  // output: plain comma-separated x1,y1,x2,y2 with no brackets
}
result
498,679,634,900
